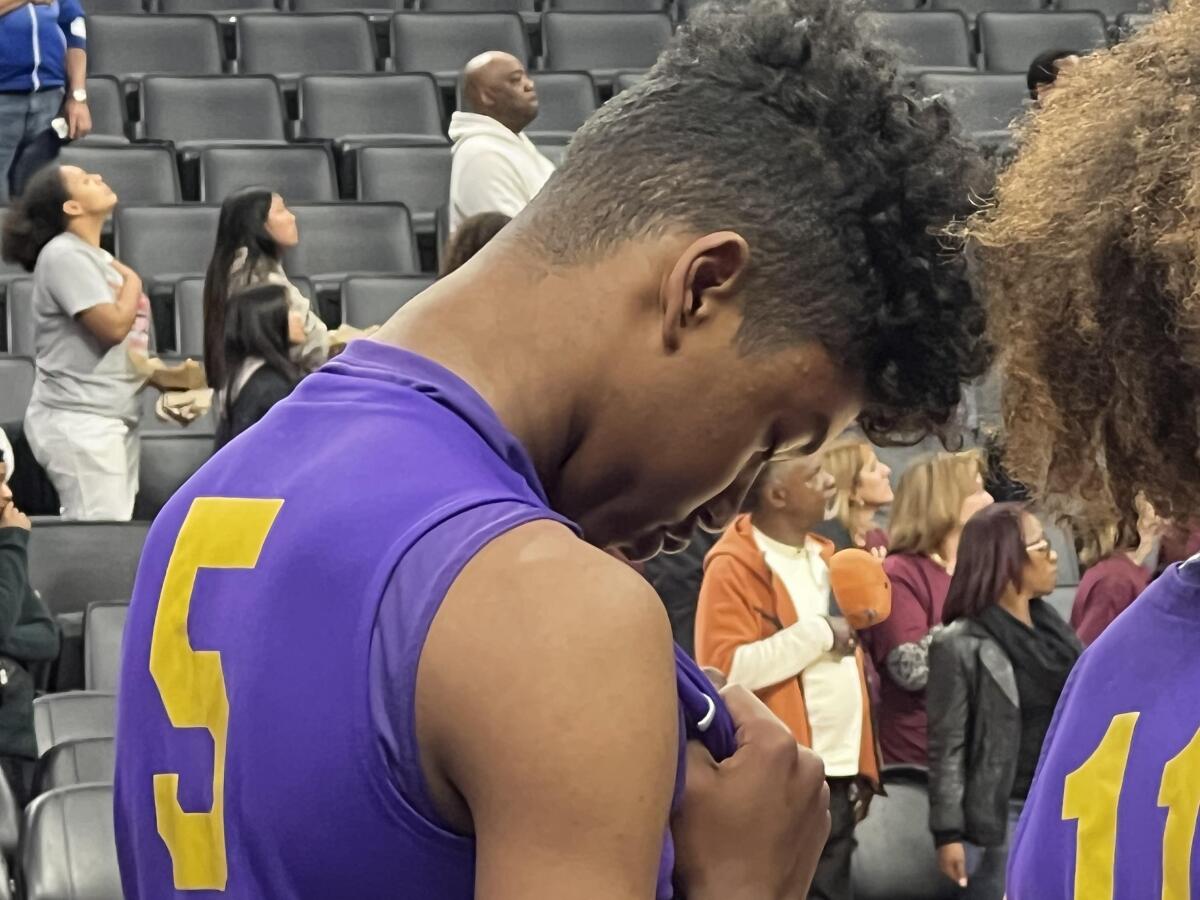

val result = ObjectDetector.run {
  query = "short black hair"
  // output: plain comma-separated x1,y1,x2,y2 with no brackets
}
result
526,0,992,446
441,212,511,276
1027,48,1077,97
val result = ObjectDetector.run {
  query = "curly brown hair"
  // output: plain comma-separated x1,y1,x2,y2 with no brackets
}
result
960,0,1200,530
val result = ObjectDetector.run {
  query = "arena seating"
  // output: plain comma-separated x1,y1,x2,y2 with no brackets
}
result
34,739,117,798
140,75,289,149
0,358,33,426
356,145,452,232
26,522,148,618
526,71,599,142
977,11,1108,72
133,434,214,521
32,693,116,759
541,12,673,83
390,13,531,84
342,276,436,327
87,15,225,81
78,77,129,146
199,144,340,203
22,784,120,900
2,283,34,360
919,72,1027,144
859,11,975,70
237,14,380,79
83,604,129,695
59,144,182,205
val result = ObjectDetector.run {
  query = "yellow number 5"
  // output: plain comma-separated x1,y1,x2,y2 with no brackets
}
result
149,498,283,891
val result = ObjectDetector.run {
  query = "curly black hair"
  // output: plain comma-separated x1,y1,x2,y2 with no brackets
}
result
526,0,993,446
1,166,69,273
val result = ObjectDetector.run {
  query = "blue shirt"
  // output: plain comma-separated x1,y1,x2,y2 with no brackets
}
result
0,0,87,94
114,341,735,899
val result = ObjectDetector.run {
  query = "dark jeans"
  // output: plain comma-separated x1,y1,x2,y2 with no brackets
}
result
808,777,857,900
0,88,64,202
962,799,1025,900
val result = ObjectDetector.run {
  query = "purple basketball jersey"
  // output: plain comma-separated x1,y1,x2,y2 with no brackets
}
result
114,341,735,899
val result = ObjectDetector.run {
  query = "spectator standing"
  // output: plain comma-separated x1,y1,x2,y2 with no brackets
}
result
440,212,511,276
1,164,148,520
927,504,1079,899
814,438,892,554
0,440,61,804
0,0,91,203
202,188,328,392
213,285,304,451
860,450,993,765
1027,48,1079,103
1070,496,1161,645
696,453,882,900
448,52,555,232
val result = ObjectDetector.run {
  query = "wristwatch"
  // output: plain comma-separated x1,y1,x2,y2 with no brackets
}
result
71,88,88,104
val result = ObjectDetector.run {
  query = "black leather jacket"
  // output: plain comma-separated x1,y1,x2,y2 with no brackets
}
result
926,619,1021,848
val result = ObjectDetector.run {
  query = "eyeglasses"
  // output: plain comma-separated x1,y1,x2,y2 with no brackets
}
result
1026,537,1056,558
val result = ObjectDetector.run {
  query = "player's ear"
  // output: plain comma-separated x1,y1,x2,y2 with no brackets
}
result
660,231,750,353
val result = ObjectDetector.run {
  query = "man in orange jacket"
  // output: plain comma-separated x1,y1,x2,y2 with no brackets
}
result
696,452,882,900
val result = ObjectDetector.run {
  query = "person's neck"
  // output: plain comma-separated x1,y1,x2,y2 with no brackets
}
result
997,588,1035,627
935,529,961,573
752,511,817,551
849,505,877,545
67,216,104,248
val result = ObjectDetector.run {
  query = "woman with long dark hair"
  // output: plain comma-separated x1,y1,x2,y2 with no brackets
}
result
202,188,327,392
0,165,149,520
213,284,304,451
927,503,1080,899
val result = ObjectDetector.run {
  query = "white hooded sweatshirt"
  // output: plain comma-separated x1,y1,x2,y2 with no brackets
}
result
448,111,556,233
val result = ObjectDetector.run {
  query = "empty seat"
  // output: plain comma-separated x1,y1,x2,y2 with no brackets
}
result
34,738,116,797
298,74,445,144
979,12,1108,73
84,603,128,694
533,140,567,167
919,73,1028,139
421,0,536,10
160,0,277,10
114,206,221,286
931,0,1041,21
526,72,597,142
0,357,33,425
858,12,973,69
284,204,419,280
200,144,338,203
342,276,434,327
32,693,116,758
861,0,922,10
542,13,673,83
87,15,224,79
1117,10,1157,31
78,76,128,145
26,522,148,616
84,0,144,11
390,13,529,83
57,144,180,205
172,277,314,363
141,76,286,148
23,784,120,900
4,281,33,358
852,767,958,900
292,0,405,9
1058,0,1156,22
549,0,667,10
0,774,18,863
357,145,451,233
613,71,646,93
238,14,377,78
133,434,213,521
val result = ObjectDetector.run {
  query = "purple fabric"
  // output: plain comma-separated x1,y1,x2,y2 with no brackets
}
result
1007,563,1200,897
114,340,734,899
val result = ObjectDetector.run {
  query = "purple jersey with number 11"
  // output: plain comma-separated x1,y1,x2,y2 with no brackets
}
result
1007,562,1200,898
113,341,736,899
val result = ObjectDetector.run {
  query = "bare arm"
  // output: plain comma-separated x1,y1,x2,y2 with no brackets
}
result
65,47,85,94
76,261,141,347
418,521,678,899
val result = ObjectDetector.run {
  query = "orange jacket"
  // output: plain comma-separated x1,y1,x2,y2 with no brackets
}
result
695,514,881,789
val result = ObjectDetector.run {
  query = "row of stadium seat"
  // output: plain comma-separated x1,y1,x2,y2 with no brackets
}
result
84,12,671,84
866,0,1158,19
89,0,671,13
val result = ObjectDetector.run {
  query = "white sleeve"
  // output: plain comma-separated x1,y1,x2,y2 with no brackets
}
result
726,616,835,693
453,150,533,220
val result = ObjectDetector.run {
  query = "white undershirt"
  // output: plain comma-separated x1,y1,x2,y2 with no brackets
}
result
730,528,864,777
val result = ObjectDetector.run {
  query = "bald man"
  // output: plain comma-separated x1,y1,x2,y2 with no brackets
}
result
448,51,556,232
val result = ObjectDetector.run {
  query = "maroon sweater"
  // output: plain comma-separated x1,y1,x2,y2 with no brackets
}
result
1071,553,1150,646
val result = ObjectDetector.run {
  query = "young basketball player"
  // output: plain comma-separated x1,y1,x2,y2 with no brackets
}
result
962,1,1200,893
111,0,990,895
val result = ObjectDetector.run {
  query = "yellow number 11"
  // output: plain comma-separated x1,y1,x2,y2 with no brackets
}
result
149,497,283,891
1062,712,1200,900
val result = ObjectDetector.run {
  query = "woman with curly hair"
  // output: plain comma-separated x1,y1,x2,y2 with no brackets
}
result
961,0,1200,893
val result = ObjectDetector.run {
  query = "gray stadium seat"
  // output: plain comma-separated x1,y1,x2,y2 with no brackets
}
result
23,784,120,900
1044,585,1076,621
421,0,536,10
533,140,567,167
141,75,287,147
930,0,1041,23
32,693,116,758
87,15,224,79
860,0,922,10
160,0,277,11
298,74,446,145
541,13,673,84
238,14,378,78
199,144,338,203
1057,0,1156,23
1044,519,1081,586
858,12,974,70
852,767,959,900
34,738,116,797
114,205,221,287
171,276,315,363
78,76,128,144
26,520,148,616
83,0,144,11
549,0,667,9
0,357,33,425
526,72,597,143
4,281,33,358
283,203,420,281
613,71,646,93
1116,10,1156,31
133,434,213,521
342,276,434,328
292,0,405,9
978,12,1108,73
0,773,16,861
357,145,451,233
57,144,180,205
84,603,128,695
919,73,1027,142
390,13,530,84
